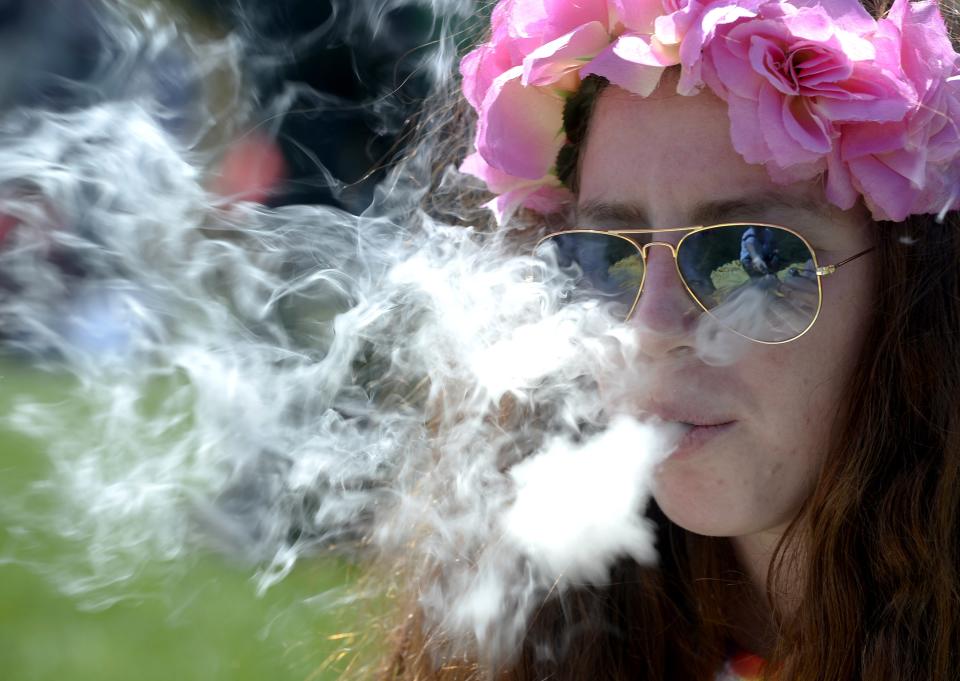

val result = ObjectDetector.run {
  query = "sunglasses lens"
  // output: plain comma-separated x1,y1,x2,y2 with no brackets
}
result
536,232,643,316
677,225,820,342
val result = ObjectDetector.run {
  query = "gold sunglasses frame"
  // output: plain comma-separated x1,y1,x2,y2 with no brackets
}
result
534,222,874,345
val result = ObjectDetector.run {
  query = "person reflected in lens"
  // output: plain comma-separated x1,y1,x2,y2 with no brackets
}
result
739,227,781,279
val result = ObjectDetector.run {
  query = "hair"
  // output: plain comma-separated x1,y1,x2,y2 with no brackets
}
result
373,1,960,679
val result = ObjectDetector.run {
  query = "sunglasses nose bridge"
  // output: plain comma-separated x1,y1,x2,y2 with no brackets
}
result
623,239,701,351
625,239,693,322
638,241,678,259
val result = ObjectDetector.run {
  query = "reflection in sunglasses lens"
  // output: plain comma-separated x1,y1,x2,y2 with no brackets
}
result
538,233,643,316
678,225,819,342
537,226,820,342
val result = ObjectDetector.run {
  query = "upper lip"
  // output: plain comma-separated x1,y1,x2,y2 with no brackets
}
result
639,402,737,427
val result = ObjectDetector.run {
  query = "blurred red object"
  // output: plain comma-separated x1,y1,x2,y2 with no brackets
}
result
213,133,286,204
0,213,17,245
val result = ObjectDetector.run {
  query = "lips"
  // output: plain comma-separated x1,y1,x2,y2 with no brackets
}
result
639,402,737,428
669,421,737,459
639,402,737,460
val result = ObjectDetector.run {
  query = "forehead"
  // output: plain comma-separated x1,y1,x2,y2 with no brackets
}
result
575,85,863,242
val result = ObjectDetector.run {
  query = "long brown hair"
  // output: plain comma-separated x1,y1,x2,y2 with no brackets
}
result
374,2,960,679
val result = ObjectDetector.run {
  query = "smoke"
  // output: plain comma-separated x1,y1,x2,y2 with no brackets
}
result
0,0,767,670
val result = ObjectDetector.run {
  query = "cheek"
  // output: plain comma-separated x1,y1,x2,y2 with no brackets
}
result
651,346,849,537
756,347,833,433
656,253,873,537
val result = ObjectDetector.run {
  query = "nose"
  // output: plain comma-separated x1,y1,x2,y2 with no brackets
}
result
629,242,701,358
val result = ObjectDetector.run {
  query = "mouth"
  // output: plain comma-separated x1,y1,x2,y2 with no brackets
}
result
638,404,737,461
667,420,737,460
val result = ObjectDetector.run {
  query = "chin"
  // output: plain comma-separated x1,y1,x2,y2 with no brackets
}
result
652,493,748,537
650,465,760,538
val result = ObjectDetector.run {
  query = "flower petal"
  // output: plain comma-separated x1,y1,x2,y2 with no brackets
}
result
678,2,759,94
783,96,831,153
611,0,663,32
459,151,529,194
726,92,769,164
461,151,571,224
477,66,566,179
840,121,908,158
708,29,764,98
523,184,574,214
758,83,822,165
749,36,797,95
824,143,858,210
792,0,875,34
880,147,927,187
460,46,503,110
848,155,913,220
581,34,678,96
484,183,572,225
543,0,611,34
781,5,835,42
522,21,611,86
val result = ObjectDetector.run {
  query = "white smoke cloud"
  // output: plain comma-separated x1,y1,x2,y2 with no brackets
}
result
0,0,767,666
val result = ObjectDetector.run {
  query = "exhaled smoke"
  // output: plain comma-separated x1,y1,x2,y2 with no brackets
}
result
0,0,763,668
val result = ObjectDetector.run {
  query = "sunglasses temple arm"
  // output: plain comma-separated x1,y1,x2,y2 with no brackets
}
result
815,247,876,276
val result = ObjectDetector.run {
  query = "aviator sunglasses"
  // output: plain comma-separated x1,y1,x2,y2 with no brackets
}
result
533,223,874,344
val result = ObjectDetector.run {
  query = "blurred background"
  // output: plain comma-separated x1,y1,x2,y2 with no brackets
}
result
0,0,465,678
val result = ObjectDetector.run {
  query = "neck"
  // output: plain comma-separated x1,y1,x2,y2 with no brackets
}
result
726,525,800,658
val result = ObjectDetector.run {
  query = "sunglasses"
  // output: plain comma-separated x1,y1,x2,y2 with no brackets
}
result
533,223,874,344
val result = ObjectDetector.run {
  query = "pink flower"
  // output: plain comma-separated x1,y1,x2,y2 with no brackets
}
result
831,0,960,219
509,0,613,38
581,30,681,95
703,1,913,181
459,151,572,223
461,0,611,109
463,57,573,223
522,21,612,87
584,0,706,95
460,0,614,222
475,66,567,180
674,0,763,93
610,0,667,33
458,0,960,223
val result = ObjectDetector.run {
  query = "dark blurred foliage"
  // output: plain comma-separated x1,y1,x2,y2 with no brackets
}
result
0,0,446,211
0,0,201,128
184,0,442,210
0,0,456,350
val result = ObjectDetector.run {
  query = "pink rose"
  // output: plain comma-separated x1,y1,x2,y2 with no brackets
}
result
704,1,912,180
460,0,614,221
508,0,612,39
584,0,708,96
475,66,567,180
461,0,610,109
459,152,572,223
610,0,667,33
522,21,612,87
581,30,681,95
675,0,762,94
828,0,960,219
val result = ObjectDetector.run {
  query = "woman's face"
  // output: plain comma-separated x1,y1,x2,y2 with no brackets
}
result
577,84,875,539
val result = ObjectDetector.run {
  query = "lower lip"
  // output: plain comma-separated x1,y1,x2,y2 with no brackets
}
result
668,422,736,460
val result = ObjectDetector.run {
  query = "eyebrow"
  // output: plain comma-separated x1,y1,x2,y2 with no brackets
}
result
576,191,833,229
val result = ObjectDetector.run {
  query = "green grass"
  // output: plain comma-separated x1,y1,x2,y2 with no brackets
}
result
0,360,366,681
0,554,360,681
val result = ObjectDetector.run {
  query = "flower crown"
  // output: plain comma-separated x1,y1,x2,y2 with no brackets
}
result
459,0,960,223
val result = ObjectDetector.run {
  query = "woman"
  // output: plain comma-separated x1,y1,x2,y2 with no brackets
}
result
378,0,960,679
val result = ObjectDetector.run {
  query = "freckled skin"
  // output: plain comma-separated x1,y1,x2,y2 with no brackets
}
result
578,83,875,545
